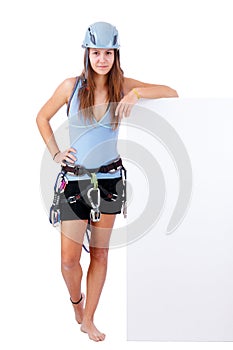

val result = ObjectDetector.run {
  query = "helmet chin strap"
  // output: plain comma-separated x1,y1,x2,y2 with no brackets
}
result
84,48,88,83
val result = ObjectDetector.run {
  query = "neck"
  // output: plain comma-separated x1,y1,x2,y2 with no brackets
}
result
93,74,108,90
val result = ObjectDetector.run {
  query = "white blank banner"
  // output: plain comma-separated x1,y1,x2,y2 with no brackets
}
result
127,98,233,341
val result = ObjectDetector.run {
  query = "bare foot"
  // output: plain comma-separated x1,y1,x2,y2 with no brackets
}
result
81,320,106,342
71,293,85,324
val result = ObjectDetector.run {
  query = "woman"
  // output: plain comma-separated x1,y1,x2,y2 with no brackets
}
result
36,21,178,342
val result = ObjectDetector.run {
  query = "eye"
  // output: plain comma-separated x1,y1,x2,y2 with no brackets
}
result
106,51,113,55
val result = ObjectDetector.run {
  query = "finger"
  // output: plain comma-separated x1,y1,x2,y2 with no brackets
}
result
67,153,77,162
119,105,128,119
125,104,132,117
115,105,119,116
118,104,125,119
66,148,77,162
115,102,122,117
65,155,75,164
115,100,127,117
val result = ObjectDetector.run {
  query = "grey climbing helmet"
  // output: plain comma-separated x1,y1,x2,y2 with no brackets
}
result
82,22,120,49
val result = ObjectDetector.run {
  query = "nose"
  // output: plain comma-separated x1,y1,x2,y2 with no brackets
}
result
99,52,106,62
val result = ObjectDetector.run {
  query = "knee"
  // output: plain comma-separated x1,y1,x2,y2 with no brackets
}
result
90,247,109,263
61,253,79,271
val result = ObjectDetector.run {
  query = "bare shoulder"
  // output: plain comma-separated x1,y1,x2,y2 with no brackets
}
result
62,77,78,89
55,77,78,102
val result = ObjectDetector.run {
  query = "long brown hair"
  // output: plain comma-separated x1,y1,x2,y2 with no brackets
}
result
78,49,124,129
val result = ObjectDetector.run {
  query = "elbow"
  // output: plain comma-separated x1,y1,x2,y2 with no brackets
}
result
36,111,47,131
167,87,179,98
36,113,42,128
159,86,179,98
36,113,40,126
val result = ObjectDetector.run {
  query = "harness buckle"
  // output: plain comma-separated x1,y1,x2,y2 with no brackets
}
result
111,193,118,201
68,195,76,204
108,165,121,173
76,166,85,176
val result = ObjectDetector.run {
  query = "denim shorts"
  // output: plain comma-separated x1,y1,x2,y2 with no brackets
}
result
60,177,124,221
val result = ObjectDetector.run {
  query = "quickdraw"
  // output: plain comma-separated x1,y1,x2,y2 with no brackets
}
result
49,171,68,226
87,173,101,222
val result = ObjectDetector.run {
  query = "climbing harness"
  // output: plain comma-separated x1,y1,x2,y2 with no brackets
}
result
49,158,127,252
60,157,127,222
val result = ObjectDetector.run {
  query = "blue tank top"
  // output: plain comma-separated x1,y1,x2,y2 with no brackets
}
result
66,77,121,180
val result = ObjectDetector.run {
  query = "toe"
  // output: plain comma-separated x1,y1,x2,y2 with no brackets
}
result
100,333,106,341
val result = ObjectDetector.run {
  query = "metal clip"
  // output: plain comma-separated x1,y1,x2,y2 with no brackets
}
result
54,171,68,193
87,187,100,208
87,186,101,222
111,193,118,202
90,208,101,222
123,201,127,219
68,195,76,204
49,206,60,226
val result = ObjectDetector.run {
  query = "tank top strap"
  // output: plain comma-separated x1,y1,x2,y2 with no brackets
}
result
66,76,81,116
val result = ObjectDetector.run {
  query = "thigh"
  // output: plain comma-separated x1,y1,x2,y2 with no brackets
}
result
61,219,88,247
90,214,116,249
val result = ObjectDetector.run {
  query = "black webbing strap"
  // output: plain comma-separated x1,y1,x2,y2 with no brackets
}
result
62,158,123,176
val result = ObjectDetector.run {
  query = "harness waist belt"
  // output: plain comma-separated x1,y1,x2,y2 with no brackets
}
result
62,158,123,176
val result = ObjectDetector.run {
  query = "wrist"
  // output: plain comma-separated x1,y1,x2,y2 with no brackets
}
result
53,150,61,161
132,88,141,100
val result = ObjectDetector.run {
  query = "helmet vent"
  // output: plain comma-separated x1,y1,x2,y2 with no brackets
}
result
90,33,96,45
113,34,117,46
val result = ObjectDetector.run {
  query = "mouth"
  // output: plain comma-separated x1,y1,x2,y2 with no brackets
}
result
97,66,108,69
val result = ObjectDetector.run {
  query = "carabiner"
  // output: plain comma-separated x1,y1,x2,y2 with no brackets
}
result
87,187,100,209
54,171,68,193
49,206,60,226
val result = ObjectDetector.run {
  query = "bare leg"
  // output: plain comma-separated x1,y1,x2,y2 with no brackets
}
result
61,219,88,324
81,214,116,342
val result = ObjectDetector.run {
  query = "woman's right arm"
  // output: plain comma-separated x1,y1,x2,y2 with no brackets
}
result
36,77,77,165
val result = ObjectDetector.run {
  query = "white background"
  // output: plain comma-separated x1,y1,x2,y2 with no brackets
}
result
0,0,233,349
127,98,233,341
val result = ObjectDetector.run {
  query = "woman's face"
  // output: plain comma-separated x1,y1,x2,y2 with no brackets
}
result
89,48,115,76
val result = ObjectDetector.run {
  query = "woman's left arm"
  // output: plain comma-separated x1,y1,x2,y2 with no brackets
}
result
115,77,178,118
